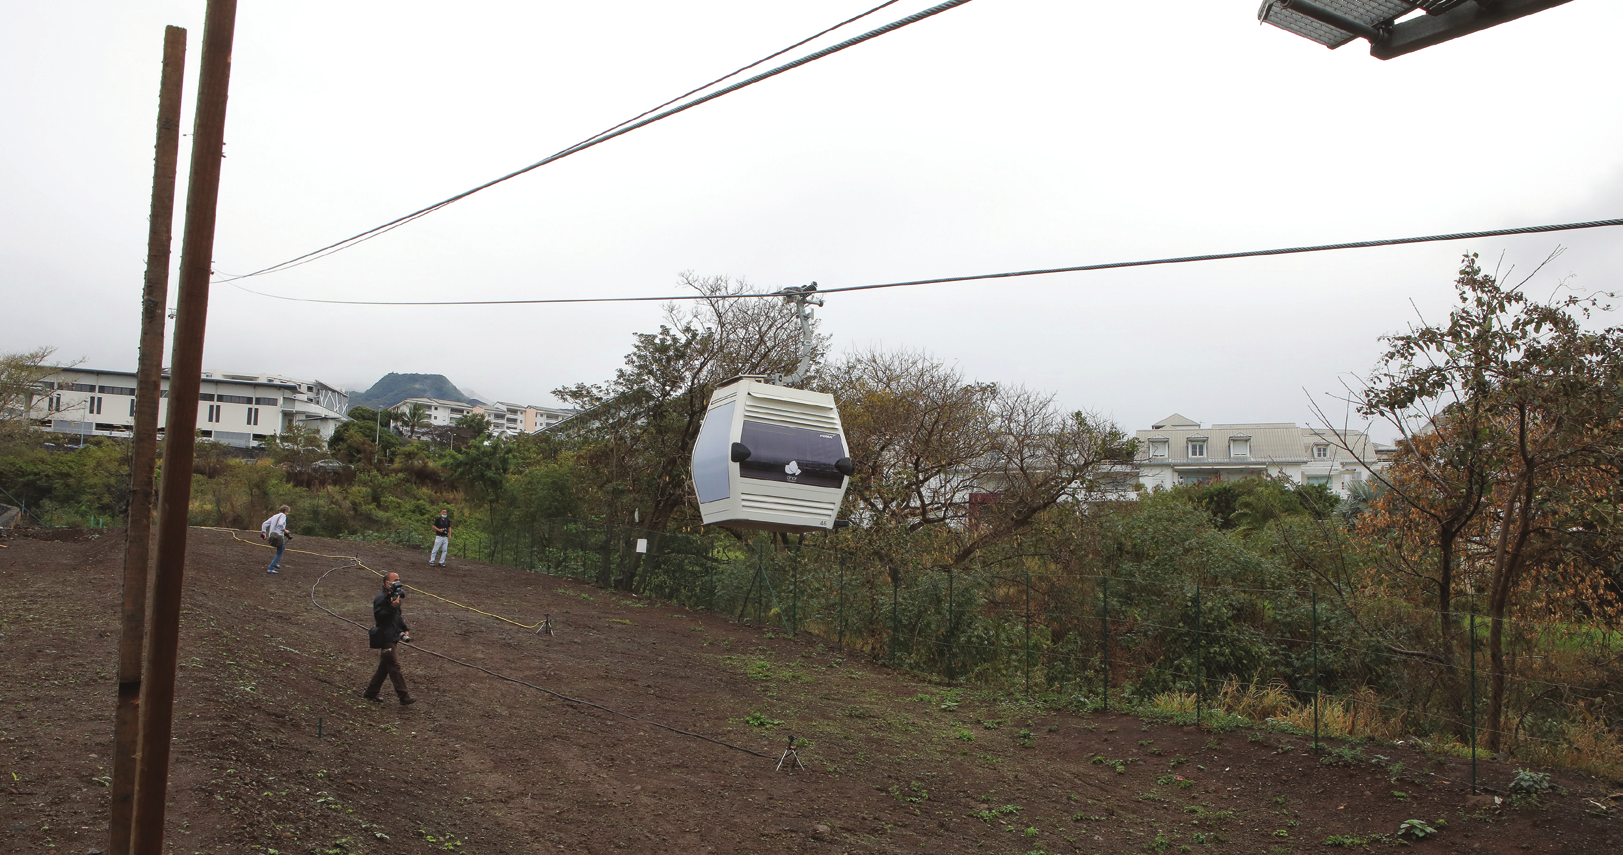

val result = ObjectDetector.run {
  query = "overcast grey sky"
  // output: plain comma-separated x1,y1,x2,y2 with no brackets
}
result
4,1,1621,440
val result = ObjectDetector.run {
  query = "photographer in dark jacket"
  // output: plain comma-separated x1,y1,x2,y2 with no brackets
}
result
363,571,418,705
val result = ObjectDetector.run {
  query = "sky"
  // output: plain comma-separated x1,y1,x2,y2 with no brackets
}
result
4,1,1622,442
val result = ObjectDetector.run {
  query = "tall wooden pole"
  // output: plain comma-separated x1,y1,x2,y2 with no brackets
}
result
130,2,236,851
110,25,186,855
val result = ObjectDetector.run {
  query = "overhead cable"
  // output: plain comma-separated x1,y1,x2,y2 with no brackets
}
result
216,0,974,283
229,215,1623,307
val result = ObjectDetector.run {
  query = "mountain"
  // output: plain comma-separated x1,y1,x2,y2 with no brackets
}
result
347,373,480,413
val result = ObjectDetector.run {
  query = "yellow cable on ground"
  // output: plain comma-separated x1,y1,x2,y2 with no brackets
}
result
199,526,547,630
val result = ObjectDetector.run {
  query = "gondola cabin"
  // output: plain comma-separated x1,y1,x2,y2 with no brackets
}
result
691,376,852,533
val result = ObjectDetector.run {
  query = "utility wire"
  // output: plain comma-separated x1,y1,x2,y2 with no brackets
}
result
217,0,972,283
230,215,1623,307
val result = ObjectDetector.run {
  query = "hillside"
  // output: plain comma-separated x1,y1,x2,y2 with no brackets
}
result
348,372,479,413
2,528,1618,853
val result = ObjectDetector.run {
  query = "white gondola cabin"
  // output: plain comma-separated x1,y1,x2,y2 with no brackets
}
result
690,376,852,533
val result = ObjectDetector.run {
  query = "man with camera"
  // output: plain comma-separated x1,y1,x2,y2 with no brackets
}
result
363,571,418,705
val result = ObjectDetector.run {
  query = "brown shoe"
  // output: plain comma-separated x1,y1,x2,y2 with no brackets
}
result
360,692,382,702
399,696,418,706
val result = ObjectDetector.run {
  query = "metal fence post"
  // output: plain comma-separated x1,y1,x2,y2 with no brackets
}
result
1101,574,1110,712
1312,589,1321,753
1024,569,1032,695
1195,583,1203,728
838,552,846,649
889,566,899,665
947,564,955,685
1469,597,1478,795
791,545,798,636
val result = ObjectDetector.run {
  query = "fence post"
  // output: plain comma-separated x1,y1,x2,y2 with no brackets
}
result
889,566,899,665
791,544,798,636
1312,589,1321,753
1024,569,1032,695
1195,583,1203,728
1101,574,1109,712
838,552,846,649
946,564,955,686
1469,597,1478,795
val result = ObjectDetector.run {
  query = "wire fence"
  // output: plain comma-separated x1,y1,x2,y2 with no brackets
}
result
425,515,1623,791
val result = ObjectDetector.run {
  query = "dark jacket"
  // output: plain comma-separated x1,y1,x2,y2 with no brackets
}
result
372,588,410,646
432,514,451,538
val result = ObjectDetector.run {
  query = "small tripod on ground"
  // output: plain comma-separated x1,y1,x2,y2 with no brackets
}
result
776,734,805,772
535,613,554,636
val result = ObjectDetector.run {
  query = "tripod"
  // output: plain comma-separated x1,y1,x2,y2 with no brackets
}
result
776,734,805,772
535,613,554,636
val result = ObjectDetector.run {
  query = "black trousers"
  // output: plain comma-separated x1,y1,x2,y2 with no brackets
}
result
365,646,410,698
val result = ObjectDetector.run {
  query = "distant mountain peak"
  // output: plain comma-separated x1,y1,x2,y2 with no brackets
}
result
348,373,474,413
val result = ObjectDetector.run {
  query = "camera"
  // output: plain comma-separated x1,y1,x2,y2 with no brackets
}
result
389,580,406,600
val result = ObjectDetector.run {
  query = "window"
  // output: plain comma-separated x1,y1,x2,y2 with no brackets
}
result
63,382,95,393
199,393,216,401
99,385,136,396
1306,475,1330,486
246,407,259,426
1229,438,1250,458
217,394,252,405
1149,440,1167,458
51,394,62,411
1187,441,1206,458
1313,445,1330,459
254,397,278,406
738,421,849,489
88,396,103,415
129,399,136,417
206,404,222,423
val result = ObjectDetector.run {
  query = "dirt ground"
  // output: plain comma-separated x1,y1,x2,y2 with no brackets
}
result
1,527,1619,854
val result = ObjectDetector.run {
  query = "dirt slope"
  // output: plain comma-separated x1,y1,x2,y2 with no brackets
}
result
1,527,1618,854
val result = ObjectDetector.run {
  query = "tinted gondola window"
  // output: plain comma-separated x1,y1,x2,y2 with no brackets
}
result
692,402,735,503
739,421,846,489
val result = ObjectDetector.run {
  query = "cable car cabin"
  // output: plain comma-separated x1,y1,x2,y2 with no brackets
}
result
691,376,852,533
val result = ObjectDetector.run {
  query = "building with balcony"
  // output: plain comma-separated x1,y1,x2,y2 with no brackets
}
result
28,368,350,448
1134,412,1392,497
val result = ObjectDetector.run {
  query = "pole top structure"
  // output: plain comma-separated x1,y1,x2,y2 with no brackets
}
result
1258,0,1577,60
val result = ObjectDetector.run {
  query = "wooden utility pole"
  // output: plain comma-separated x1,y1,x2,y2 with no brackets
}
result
130,2,236,851
110,25,186,855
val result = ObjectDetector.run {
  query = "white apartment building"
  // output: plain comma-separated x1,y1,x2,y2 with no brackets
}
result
1134,413,1392,497
29,368,350,448
390,398,575,438
390,397,479,429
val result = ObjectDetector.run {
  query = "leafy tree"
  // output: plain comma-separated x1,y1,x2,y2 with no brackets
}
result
555,273,817,589
400,402,430,439
328,405,401,466
829,346,1134,568
1352,253,1623,749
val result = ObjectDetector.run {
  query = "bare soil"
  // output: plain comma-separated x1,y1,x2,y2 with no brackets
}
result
1,527,1619,854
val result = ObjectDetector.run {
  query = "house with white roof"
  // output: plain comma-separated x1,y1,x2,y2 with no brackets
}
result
1134,413,1392,497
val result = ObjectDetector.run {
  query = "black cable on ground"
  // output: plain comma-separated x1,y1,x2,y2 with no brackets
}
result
311,563,773,759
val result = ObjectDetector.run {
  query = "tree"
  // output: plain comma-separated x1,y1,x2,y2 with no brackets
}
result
265,425,329,485
400,402,430,439
0,347,74,447
829,346,1134,569
1350,252,1623,749
328,406,400,466
555,273,818,589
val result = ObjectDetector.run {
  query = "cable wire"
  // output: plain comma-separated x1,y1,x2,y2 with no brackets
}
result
218,0,974,283
229,215,1623,307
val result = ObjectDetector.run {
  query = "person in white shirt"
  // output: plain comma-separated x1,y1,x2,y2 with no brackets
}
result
260,505,291,574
